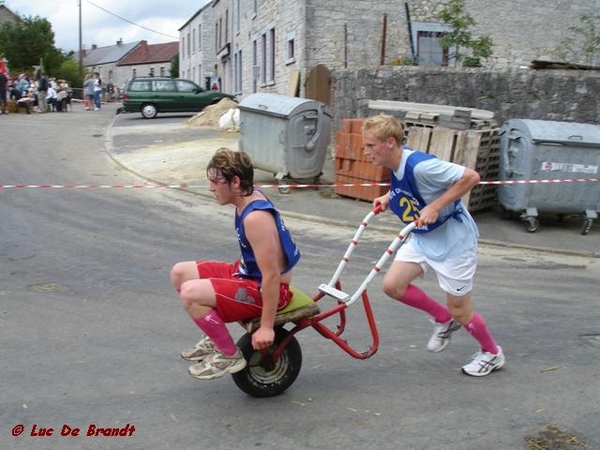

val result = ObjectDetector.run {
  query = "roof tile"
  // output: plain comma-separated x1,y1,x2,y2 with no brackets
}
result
117,41,179,66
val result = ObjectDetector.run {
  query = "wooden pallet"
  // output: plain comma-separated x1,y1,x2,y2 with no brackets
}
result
335,116,500,211
405,125,500,212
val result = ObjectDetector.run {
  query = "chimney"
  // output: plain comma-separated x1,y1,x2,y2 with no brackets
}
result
92,44,97,50
116,38,122,46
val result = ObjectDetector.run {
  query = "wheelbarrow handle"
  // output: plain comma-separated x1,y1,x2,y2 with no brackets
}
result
399,220,417,237
344,220,416,307
325,207,385,287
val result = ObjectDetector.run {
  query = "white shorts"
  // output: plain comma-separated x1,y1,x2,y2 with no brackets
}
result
394,240,477,296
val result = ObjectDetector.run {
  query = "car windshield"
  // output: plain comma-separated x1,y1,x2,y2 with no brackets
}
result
176,80,200,93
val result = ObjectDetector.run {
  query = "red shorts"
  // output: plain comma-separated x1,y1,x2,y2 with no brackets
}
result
196,260,292,323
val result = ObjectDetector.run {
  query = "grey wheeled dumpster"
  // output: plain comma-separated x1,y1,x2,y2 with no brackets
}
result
498,119,600,234
238,93,332,188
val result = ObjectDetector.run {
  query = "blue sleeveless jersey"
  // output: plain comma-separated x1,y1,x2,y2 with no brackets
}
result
389,149,463,234
235,198,301,279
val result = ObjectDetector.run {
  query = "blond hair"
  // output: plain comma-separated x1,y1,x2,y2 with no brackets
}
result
361,114,404,144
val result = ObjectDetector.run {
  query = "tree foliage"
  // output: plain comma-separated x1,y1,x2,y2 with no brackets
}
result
438,0,494,67
56,58,84,89
0,15,66,76
169,54,179,78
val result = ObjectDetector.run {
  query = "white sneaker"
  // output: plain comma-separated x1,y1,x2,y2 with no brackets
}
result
180,335,216,361
462,346,506,377
188,349,247,380
426,319,462,352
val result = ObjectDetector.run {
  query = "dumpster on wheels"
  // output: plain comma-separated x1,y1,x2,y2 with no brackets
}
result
498,119,600,234
238,93,332,192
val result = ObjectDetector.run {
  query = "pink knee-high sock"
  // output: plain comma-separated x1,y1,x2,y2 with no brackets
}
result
464,312,498,354
193,309,237,356
399,284,452,324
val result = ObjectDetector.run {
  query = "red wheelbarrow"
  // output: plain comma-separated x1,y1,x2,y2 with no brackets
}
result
232,207,416,397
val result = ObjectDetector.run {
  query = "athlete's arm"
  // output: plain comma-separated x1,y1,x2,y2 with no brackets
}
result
373,191,391,211
243,209,283,350
418,168,480,226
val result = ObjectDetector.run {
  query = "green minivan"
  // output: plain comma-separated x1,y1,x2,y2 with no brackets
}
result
121,77,236,119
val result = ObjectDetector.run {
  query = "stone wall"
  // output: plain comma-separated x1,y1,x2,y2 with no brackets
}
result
189,1,599,98
409,0,600,68
331,67,600,127
304,0,599,70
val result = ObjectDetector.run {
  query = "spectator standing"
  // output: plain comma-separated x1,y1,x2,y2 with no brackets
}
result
83,74,94,110
37,73,49,113
0,70,8,115
93,72,102,110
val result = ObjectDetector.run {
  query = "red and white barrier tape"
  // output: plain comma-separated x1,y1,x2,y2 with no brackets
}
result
0,184,179,189
0,178,598,190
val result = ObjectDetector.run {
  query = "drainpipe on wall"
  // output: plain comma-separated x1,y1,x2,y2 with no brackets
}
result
344,23,348,69
381,14,388,66
405,2,416,64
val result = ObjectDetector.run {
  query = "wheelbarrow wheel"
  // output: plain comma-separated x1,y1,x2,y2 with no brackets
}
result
232,327,302,397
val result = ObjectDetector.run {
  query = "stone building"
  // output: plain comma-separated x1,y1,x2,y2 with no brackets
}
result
116,41,179,82
0,2,21,27
77,39,143,91
74,40,179,92
178,2,218,90
179,0,599,100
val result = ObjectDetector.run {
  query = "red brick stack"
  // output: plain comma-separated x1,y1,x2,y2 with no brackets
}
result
334,118,390,202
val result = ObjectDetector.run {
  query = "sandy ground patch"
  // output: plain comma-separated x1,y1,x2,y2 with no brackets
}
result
116,136,239,183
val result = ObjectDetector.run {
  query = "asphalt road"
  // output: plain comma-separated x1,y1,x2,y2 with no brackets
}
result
0,106,598,450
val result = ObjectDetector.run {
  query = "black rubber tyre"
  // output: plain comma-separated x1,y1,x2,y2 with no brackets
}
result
526,217,540,233
581,218,593,235
500,207,513,220
278,184,291,194
231,327,302,398
141,103,158,119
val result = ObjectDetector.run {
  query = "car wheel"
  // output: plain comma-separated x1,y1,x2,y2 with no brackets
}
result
141,103,158,119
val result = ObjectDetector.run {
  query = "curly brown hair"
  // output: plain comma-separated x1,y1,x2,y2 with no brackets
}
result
206,147,254,196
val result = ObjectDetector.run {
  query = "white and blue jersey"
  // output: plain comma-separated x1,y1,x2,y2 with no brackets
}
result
235,198,301,279
389,147,479,261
